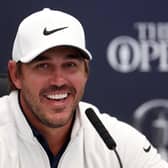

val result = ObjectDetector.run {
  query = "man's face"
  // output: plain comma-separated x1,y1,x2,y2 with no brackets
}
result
14,47,89,128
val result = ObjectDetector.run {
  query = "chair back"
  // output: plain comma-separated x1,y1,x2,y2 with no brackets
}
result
0,73,9,96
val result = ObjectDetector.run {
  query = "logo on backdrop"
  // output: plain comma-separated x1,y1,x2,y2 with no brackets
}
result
133,99,168,160
107,22,168,73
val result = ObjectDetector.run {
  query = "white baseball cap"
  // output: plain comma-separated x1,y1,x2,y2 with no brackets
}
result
12,8,92,63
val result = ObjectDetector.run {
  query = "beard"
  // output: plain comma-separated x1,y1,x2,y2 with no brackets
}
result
19,84,85,128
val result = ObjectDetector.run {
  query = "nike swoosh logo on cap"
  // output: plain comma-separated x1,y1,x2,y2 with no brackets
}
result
43,26,68,35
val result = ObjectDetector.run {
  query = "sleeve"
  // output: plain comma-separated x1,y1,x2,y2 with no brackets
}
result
0,130,19,168
116,121,168,168
128,136,168,168
0,139,12,167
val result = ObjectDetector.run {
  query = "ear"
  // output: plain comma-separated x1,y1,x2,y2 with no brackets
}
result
8,60,22,89
84,59,90,76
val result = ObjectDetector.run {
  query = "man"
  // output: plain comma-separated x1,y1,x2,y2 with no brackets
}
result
0,8,167,168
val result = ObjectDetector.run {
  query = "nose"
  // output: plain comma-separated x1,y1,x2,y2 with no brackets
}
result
49,67,67,87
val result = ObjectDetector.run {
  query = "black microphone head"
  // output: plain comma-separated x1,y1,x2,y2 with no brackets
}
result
85,108,117,150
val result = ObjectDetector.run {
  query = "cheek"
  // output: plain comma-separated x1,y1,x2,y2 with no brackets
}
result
72,75,88,90
19,75,44,93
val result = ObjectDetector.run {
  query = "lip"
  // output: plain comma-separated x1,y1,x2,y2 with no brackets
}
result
41,91,72,107
39,85,76,108
46,93,68,100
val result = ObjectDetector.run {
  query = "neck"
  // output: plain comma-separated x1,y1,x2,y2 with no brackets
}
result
18,92,75,155
30,116,74,155
40,123,72,155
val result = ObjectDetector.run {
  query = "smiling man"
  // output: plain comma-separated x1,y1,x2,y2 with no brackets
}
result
10,47,88,128
0,8,168,168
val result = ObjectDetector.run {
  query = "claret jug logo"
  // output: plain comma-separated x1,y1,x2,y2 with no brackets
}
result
107,22,168,73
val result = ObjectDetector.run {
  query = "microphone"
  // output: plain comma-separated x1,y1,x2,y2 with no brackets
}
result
85,108,123,168
85,108,116,149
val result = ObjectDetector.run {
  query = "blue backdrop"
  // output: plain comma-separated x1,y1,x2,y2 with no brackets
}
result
1,0,168,158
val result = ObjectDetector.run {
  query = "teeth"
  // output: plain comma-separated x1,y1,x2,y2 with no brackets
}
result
46,93,68,100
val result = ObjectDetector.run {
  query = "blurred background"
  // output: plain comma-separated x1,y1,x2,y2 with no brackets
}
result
0,0,168,160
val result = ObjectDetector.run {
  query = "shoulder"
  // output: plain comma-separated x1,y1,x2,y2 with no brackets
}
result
79,101,136,133
0,92,19,147
78,101,168,167
0,91,18,125
79,101,148,150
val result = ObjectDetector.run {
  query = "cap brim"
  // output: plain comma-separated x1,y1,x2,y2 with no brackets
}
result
20,45,92,63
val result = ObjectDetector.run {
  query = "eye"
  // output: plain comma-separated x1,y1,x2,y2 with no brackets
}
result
36,63,49,69
65,62,77,68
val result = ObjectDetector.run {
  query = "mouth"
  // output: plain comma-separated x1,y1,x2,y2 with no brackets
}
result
45,93,69,101
40,86,75,105
41,92,72,110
